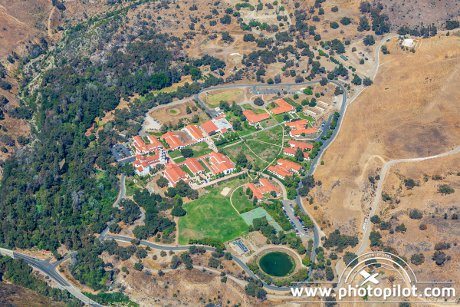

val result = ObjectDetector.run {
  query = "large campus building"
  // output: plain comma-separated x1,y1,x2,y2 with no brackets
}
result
200,114,232,136
132,135,167,176
247,178,281,201
271,98,295,115
268,159,303,180
285,119,318,137
243,110,270,126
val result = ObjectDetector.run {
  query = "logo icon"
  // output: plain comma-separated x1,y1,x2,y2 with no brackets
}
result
359,269,379,286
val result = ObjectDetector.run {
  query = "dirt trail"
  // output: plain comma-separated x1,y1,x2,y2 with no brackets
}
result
356,145,460,256
47,6,56,38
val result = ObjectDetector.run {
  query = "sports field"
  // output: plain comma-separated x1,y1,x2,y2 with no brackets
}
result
178,179,249,244
202,88,245,107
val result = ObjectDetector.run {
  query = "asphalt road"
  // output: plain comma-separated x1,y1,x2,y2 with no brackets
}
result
0,249,102,306
294,80,347,264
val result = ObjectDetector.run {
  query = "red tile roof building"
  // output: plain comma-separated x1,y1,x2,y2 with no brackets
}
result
243,110,270,125
133,135,163,154
283,147,309,159
201,120,219,135
206,152,235,175
247,183,263,200
285,119,318,137
259,178,280,194
164,162,188,186
290,127,319,137
183,158,205,175
161,131,186,150
288,140,314,151
133,150,166,176
285,119,309,130
268,165,292,180
268,158,304,180
271,98,295,115
184,124,205,141
247,178,281,201
277,158,302,173
200,115,232,136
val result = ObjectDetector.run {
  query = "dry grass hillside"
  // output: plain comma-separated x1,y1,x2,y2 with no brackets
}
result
377,154,460,287
0,0,50,57
308,33,460,236
381,0,460,29
0,282,64,307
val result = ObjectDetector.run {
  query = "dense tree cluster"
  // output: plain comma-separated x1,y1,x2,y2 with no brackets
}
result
323,229,359,251
132,190,176,240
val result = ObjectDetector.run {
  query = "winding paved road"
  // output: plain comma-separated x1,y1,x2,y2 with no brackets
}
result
0,248,101,306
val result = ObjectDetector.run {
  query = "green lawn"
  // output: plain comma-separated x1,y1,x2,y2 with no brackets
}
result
231,186,255,213
223,128,282,170
237,121,258,136
125,177,142,197
179,179,249,244
168,150,182,159
180,165,193,176
190,142,212,157
245,140,281,162
246,125,283,143
296,112,316,123
223,142,267,170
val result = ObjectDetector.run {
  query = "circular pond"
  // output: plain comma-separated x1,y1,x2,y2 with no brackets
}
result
259,252,294,277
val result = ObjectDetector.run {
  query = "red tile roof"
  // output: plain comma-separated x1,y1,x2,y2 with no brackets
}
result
161,131,185,150
133,135,163,153
164,162,187,186
133,152,161,167
147,135,163,148
271,98,294,115
285,119,309,130
259,178,280,194
201,120,219,135
277,158,302,172
183,158,205,174
290,127,318,136
243,110,270,124
288,140,314,150
268,165,292,179
185,124,204,140
283,147,297,156
206,152,235,174
248,183,263,199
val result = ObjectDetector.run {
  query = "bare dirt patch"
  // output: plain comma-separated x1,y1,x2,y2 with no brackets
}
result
149,100,209,128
